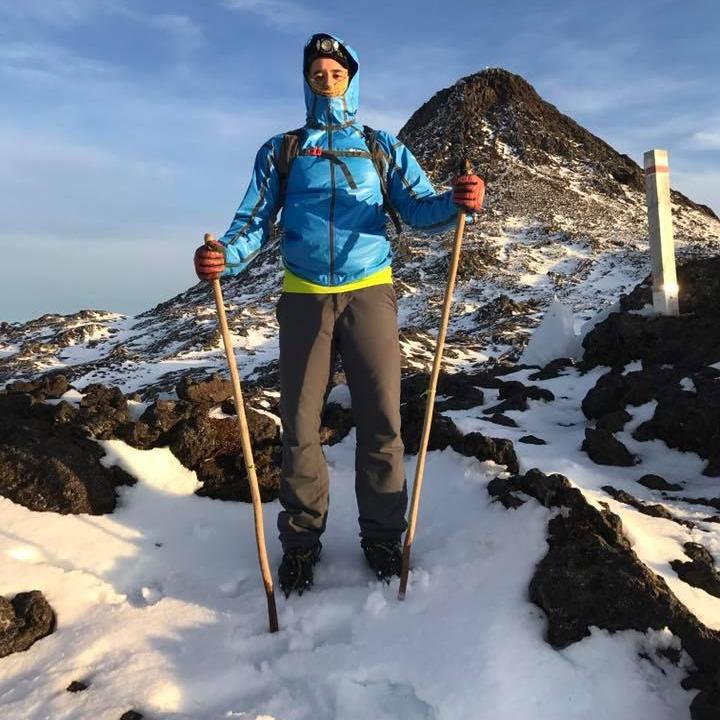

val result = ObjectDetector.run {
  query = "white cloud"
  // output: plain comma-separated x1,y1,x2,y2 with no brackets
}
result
688,131,720,150
0,2,205,57
0,0,109,26
0,41,113,82
222,0,318,32
119,9,206,55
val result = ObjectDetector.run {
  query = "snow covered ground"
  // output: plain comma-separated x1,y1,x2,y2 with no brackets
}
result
2,361,717,719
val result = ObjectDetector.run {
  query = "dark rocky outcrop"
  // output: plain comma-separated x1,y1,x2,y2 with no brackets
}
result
602,486,694,529
483,395,528,414
400,371,485,412
498,380,555,404
580,265,720,470
399,381,519,474
620,257,720,316
487,468,720,719
66,680,89,693
638,474,683,492
483,379,554,416
167,409,281,503
633,379,720,478
0,393,135,514
670,543,720,599
485,413,518,428
460,432,519,474
400,397,464,455
176,373,233,406
0,591,56,658
518,435,547,445
5,372,71,399
581,367,681,420
583,313,719,372
582,428,635,467
528,358,575,381
596,409,632,433
583,258,720,373
691,672,720,720
116,398,194,449
77,384,129,439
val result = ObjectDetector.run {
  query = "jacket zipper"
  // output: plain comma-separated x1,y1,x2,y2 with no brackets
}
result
327,109,336,283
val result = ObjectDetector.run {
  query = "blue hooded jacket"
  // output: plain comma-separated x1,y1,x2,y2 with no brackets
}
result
219,33,459,284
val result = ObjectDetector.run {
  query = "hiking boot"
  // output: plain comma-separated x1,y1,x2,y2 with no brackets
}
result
278,543,322,598
361,538,402,582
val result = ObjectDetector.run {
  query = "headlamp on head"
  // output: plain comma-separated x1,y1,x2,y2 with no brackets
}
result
304,33,351,75
316,37,339,54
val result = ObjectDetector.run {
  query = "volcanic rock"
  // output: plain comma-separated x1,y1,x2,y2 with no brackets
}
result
0,591,56,658
0,393,135,514
460,432,519,474
78,383,129,439
5,372,71,399
488,469,720,696
670,543,720,599
582,428,635,467
638,474,682,492
596,410,632,433
176,373,233,405
601,486,693,528
518,435,547,445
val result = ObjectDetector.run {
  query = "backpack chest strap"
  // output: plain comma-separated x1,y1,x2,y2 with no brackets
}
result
298,147,366,189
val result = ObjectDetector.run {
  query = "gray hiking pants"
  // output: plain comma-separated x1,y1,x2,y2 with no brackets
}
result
275,283,407,550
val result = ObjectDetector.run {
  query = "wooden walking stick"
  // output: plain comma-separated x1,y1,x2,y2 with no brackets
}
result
204,233,279,632
398,161,473,601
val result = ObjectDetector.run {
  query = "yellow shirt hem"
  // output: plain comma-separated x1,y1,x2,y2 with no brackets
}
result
282,266,393,293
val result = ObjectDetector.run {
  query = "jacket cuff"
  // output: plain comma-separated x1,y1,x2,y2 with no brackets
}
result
219,238,249,276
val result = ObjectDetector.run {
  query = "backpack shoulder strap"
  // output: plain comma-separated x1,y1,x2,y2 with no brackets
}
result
362,125,403,236
274,127,305,219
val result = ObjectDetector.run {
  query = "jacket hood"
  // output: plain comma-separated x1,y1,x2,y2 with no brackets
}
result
303,33,359,129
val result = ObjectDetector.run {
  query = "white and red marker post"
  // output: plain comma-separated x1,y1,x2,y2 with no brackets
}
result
644,149,679,315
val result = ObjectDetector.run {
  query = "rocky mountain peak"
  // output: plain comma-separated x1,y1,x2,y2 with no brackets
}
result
399,67,715,219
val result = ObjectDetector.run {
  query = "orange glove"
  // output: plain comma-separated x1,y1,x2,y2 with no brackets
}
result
452,174,485,212
194,240,226,281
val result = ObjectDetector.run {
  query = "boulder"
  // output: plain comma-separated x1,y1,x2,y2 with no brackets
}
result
5,372,71,399
637,474,682,492
400,398,464,455
0,591,56,658
0,393,134,514
488,469,720,688
670,543,720,599
459,432,519,474
78,384,129,439
582,428,635,466
176,373,233,405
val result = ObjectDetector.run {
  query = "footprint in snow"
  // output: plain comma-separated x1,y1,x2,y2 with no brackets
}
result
126,582,164,607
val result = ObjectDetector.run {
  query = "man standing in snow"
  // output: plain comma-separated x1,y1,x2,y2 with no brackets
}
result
194,33,484,597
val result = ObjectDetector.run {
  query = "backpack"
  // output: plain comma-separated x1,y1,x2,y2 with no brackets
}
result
274,125,403,236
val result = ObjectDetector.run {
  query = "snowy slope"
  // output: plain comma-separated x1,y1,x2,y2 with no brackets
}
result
1,364,716,719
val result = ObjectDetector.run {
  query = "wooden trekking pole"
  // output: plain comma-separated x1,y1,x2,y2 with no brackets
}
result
398,161,473,601
204,233,279,633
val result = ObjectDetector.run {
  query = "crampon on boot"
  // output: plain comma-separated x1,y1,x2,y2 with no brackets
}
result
278,543,322,598
361,538,402,582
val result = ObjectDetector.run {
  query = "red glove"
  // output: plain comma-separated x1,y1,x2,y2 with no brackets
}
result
194,240,226,281
452,174,485,212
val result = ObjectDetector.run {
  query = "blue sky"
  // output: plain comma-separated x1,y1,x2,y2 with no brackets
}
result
1,0,718,322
